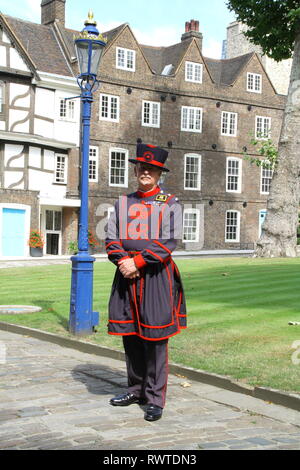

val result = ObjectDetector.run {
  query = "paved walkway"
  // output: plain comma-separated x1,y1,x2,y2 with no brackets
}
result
0,330,299,450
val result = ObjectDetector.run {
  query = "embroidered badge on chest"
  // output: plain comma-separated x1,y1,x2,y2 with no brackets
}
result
155,194,168,202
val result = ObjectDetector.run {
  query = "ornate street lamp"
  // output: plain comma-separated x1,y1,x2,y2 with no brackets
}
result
69,11,107,336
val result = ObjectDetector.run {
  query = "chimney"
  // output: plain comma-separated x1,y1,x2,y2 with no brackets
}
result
181,19,203,51
41,0,66,26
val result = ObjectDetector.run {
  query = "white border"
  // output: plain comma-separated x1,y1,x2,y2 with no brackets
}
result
54,154,68,184
99,93,120,122
116,47,136,72
260,161,273,195
181,106,203,133
142,100,161,128
255,116,272,140
40,206,62,256
225,210,240,243
182,207,200,243
184,153,201,190
247,72,262,93
109,147,128,188
89,146,99,183
185,61,203,83
221,111,238,137
226,157,242,193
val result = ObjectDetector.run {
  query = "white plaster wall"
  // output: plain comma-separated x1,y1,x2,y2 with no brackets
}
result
4,171,24,189
35,87,55,119
4,144,25,166
9,109,30,133
10,47,29,72
27,146,66,199
34,118,54,139
43,149,55,171
2,32,10,44
54,90,80,146
28,146,41,168
4,144,25,189
28,167,67,198
0,46,6,67
0,122,5,131
9,83,30,107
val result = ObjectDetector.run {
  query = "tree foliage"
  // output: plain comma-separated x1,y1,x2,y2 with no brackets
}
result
243,138,278,169
226,0,300,61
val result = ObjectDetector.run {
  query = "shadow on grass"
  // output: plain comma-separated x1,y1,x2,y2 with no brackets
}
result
34,299,69,331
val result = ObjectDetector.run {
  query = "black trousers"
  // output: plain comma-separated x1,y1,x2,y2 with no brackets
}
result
122,335,169,408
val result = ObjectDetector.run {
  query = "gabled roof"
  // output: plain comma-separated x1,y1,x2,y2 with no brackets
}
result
204,52,254,86
55,21,127,63
141,40,191,75
1,14,276,92
3,14,74,77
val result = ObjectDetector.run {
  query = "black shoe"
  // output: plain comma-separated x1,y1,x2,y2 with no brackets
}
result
110,392,140,406
144,404,163,421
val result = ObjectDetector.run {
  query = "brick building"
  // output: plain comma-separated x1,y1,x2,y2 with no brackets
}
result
0,0,286,256
224,21,292,96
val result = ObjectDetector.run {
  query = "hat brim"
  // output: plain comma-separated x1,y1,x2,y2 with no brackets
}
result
128,158,170,172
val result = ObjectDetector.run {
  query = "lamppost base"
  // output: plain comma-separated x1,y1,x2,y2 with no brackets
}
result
69,251,99,336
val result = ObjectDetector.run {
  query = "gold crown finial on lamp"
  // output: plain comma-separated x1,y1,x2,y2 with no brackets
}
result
85,10,97,26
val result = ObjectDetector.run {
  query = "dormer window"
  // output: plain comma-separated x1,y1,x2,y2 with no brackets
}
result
185,61,203,83
116,47,136,72
247,73,262,93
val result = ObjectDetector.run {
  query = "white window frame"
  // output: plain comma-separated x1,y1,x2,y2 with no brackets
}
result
226,157,242,193
116,47,136,72
255,116,271,140
181,106,203,133
184,154,201,190
182,208,200,243
89,146,98,183
109,148,128,188
54,154,68,184
142,100,160,128
59,98,75,122
99,93,120,122
260,161,273,195
221,111,237,137
185,61,203,83
247,72,262,93
225,210,240,243
43,207,62,256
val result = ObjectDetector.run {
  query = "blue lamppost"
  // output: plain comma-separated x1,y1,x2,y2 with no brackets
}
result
69,11,107,336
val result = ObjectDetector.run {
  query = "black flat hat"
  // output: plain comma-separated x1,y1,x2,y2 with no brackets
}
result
129,143,170,172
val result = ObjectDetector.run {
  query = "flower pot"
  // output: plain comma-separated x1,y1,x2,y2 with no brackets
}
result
30,247,43,257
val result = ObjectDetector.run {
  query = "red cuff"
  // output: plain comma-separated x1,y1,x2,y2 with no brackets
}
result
133,253,147,269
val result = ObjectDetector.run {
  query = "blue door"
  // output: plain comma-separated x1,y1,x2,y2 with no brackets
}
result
259,210,267,237
2,208,26,256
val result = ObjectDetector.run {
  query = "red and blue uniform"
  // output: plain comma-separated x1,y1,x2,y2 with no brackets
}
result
105,185,187,341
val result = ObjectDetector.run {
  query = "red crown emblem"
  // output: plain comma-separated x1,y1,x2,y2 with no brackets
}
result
143,151,154,162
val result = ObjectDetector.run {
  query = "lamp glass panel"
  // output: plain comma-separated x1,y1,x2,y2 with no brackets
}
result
90,44,104,75
75,41,89,74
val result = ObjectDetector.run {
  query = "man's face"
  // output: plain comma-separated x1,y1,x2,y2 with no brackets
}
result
134,163,162,190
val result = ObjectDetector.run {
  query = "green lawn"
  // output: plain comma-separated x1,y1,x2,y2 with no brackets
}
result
0,257,299,393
